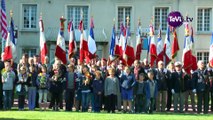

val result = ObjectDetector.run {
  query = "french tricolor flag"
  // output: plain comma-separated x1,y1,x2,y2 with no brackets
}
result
156,25,164,63
124,25,135,66
149,24,157,67
119,22,126,57
3,16,16,61
182,23,192,74
135,21,142,60
39,16,48,64
88,17,97,60
209,32,213,67
163,26,171,65
79,19,88,64
68,20,77,58
55,17,67,64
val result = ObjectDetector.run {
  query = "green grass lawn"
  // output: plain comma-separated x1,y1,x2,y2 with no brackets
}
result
0,111,213,120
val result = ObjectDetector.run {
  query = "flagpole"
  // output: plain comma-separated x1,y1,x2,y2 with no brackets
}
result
147,17,153,64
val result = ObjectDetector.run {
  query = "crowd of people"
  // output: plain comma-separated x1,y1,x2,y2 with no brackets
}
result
0,53,213,114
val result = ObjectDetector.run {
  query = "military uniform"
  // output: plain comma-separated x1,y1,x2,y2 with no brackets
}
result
171,70,190,112
192,68,210,114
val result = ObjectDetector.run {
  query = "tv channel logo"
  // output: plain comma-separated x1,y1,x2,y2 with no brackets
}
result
167,11,193,28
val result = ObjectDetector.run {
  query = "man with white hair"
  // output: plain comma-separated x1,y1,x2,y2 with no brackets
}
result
155,60,170,112
171,61,190,113
192,60,210,114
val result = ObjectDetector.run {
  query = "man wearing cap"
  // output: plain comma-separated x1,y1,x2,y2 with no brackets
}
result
192,60,210,114
155,61,170,112
171,61,190,113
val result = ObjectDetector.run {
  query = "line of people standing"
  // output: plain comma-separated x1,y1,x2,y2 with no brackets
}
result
0,53,213,114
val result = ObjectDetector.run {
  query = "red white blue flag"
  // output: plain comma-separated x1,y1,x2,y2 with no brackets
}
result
39,16,48,64
156,25,164,63
55,17,67,64
149,24,157,67
163,26,171,65
68,20,77,58
3,16,16,61
209,32,213,67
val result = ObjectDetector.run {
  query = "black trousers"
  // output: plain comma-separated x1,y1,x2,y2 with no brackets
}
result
135,94,146,113
36,92,39,108
106,94,117,113
197,91,209,114
18,95,25,109
146,98,155,114
94,93,102,112
51,91,61,109
65,89,75,111
167,89,172,110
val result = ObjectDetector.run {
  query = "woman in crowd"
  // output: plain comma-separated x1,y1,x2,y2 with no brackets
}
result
16,66,28,111
104,68,120,113
37,65,49,111
27,65,38,110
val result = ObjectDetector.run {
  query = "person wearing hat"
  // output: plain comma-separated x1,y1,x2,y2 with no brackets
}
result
192,60,210,114
171,61,190,113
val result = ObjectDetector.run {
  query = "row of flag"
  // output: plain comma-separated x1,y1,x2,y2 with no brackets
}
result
109,18,138,66
53,15,97,65
148,21,199,74
1,0,213,69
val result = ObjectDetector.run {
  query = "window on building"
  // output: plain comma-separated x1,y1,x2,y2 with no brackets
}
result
197,8,211,32
197,51,209,65
154,7,169,31
22,48,37,57
67,6,89,30
23,4,37,29
117,7,132,30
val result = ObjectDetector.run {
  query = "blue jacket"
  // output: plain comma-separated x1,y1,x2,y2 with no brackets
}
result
145,80,158,100
92,77,104,94
120,73,135,90
171,71,190,93
192,69,209,92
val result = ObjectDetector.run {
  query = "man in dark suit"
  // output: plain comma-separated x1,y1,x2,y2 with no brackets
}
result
155,61,171,112
192,60,210,114
171,61,190,113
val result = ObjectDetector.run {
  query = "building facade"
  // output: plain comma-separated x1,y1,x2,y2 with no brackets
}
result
2,0,213,65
